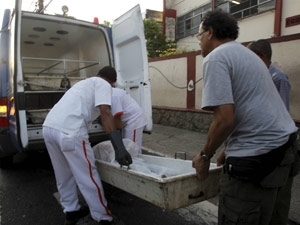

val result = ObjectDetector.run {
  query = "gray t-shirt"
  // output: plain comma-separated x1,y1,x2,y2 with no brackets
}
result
202,41,297,157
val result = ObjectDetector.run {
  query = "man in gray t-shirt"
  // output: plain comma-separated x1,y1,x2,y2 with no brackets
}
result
202,40,295,158
192,10,298,225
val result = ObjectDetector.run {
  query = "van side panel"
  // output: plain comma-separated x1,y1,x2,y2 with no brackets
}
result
0,9,10,97
0,9,18,157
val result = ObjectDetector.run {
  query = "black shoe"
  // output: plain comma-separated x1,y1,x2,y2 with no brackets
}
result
64,206,90,225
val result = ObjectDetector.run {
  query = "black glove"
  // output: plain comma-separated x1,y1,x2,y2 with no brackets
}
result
109,130,132,166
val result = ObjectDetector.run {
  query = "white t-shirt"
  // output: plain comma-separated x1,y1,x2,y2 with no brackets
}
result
202,41,297,157
43,77,112,138
111,88,147,129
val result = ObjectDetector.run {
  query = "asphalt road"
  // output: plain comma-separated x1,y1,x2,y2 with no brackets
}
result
0,151,205,225
0,151,63,225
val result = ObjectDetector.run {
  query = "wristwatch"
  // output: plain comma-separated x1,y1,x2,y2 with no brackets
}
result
200,151,211,161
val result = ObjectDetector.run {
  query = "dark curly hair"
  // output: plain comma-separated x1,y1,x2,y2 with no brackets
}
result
97,66,117,83
201,10,239,40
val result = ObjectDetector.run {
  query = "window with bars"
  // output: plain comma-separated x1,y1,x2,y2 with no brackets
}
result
217,0,275,20
176,3,211,40
175,0,275,40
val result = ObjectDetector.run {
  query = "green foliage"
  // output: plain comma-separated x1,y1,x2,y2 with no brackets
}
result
143,19,177,58
103,20,111,27
159,45,188,57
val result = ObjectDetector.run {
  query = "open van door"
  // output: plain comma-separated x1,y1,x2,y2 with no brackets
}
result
0,0,21,167
10,0,28,151
112,5,152,133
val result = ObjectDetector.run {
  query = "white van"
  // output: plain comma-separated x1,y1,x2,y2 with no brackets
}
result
0,1,152,168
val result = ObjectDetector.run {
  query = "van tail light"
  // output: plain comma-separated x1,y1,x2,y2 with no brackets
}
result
0,97,9,127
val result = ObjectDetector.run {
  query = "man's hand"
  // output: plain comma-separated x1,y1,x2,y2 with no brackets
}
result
109,130,132,166
192,153,210,181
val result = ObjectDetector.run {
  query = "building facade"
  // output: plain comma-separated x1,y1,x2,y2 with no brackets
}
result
148,0,300,126
163,0,300,51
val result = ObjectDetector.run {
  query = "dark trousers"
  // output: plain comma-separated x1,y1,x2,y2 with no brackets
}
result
219,134,299,225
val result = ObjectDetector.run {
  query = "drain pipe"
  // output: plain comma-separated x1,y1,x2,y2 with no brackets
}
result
273,0,283,37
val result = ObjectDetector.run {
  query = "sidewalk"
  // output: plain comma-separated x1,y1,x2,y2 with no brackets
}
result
142,124,300,225
142,124,208,160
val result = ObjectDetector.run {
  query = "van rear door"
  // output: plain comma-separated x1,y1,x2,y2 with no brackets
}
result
9,0,26,151
112,5,152,133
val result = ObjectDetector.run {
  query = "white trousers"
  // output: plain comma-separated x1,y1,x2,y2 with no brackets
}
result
123,125,145,153
43,126,112,222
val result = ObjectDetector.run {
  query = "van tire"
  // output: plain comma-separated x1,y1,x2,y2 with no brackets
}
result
0,155,14,169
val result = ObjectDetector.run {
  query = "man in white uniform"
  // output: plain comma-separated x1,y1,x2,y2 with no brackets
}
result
111,87,148,153
97,66,148,153
43,66,132,225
